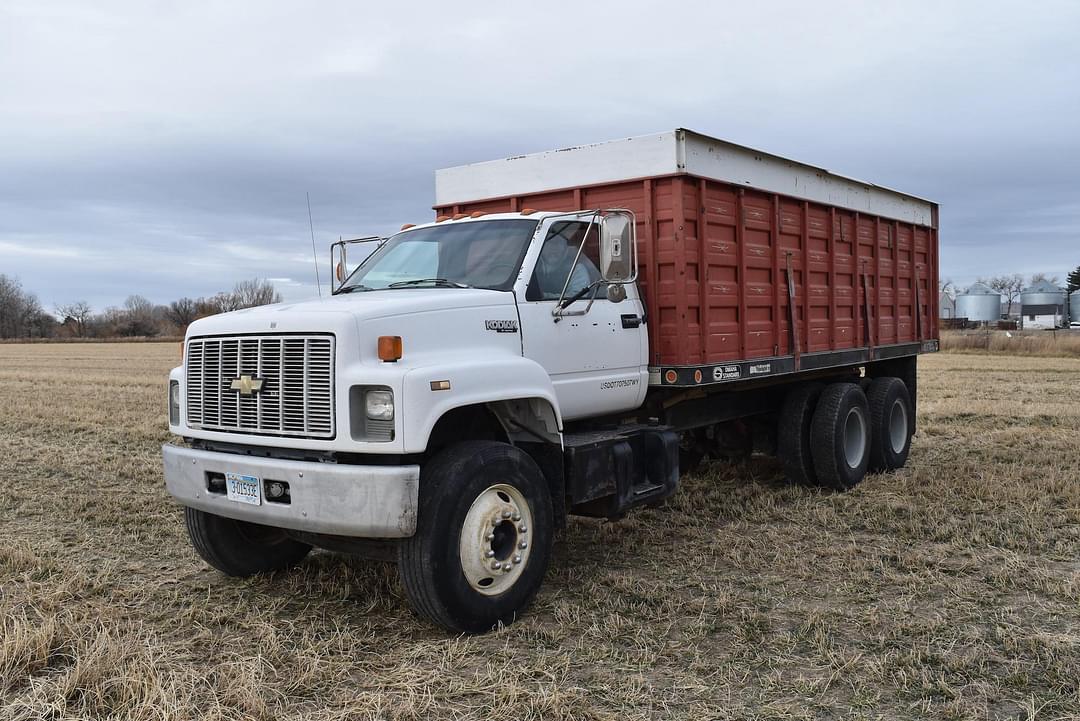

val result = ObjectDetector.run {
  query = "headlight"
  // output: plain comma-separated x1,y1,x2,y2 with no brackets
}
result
365,389,394,421
169,380,180,425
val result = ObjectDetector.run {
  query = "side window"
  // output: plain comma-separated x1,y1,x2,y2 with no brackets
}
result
528,221,604,301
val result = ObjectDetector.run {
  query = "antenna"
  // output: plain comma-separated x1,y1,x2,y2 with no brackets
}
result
307,192,322,297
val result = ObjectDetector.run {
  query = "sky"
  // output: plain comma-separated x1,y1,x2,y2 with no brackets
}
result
2,0,1078,311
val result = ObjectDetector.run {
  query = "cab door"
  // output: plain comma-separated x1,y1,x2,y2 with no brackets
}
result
516,219,648,421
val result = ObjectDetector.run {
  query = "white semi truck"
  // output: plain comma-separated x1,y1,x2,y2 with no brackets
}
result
164,130,939,632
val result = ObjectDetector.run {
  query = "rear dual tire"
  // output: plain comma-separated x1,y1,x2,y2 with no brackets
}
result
778,383,823,486
779,377,914,491
810,383,871,490
866,377,913,472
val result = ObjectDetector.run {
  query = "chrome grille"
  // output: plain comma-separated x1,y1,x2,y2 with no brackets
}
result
186,335,335,438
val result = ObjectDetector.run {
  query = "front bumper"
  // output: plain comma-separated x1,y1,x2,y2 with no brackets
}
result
162,444,419,538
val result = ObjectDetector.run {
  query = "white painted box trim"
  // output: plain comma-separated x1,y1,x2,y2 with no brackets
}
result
435,129,937,226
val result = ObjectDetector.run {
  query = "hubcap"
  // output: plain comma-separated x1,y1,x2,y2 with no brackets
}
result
888,398,908,454
843,406,867,469
458,484,533,596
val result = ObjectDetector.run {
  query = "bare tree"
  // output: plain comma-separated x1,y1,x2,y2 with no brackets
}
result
1028,272,1060,287
983,274,1024,316
211,291,241,313
120,295,159,336
167,297,199,328
232,278,282,309
56,301,93,337
0,274,46,339
938,278,956,300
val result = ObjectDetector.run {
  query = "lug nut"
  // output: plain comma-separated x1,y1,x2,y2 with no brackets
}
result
486,533,495,541
513,555,522,564
511,513,521,522
518,524,527,533
502,563,512,571
485,550,495,558
518,540,528,549
490,561,500,571
502,511,511,519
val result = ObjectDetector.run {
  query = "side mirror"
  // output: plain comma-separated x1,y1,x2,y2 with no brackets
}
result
599,211,636,284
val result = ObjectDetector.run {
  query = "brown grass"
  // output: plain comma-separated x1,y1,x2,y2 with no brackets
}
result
1,343,1078,720
941,329,1080,357
0,336,182,344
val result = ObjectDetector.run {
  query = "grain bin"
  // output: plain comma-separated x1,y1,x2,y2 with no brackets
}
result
955,282,1000,322
1070,289,1080,323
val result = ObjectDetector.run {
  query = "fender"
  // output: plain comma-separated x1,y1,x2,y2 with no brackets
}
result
401,356,563,453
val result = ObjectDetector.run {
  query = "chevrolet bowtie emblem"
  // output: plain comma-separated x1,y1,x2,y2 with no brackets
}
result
230,375,265,396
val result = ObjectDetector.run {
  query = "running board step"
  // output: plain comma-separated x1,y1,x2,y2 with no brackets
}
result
563,425,679,519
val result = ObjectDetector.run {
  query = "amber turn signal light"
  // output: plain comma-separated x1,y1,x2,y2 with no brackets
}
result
378,335,402,362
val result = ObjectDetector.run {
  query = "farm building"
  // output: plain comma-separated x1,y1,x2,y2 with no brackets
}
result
1020,280,1066,329
939,291,956,319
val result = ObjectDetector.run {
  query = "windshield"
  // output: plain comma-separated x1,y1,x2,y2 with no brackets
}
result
340,219,539,292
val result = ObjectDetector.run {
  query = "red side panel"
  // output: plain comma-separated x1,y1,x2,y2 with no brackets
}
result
436,174,938,367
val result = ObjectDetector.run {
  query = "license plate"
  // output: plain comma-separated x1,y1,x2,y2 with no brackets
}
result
225,472,262,506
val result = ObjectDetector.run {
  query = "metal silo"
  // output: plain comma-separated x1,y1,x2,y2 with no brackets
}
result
1070,290,1080,324
955,282,1001,322
1021,280,1066,308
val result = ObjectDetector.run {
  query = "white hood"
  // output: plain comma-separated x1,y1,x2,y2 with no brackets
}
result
185,288,516,339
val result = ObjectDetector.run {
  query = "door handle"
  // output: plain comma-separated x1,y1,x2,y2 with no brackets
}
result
620,314,641,329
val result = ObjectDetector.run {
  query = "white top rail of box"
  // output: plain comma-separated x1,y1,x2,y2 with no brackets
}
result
435,129,937,227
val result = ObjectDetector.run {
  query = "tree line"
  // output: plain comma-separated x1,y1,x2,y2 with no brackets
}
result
0,276,281,340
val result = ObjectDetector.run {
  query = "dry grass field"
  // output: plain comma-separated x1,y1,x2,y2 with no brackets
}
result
1,343,1078,720
941,330,1080,358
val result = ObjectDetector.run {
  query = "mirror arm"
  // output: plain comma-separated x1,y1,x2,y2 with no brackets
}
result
552,213,599,305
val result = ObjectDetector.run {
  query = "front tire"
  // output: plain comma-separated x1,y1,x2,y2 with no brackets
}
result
398,441,553,633
184,507,311,577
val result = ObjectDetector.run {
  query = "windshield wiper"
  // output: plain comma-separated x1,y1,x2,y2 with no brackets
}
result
337,284,373,294
387,278,471,289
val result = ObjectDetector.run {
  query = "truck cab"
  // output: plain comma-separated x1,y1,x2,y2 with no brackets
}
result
165,209,678,633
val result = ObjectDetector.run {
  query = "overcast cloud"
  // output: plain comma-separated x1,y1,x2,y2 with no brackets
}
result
2,0,1078,310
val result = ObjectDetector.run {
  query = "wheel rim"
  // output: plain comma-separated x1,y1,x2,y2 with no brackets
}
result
843,406,868,469
888,398,908,454
458,483,533,596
